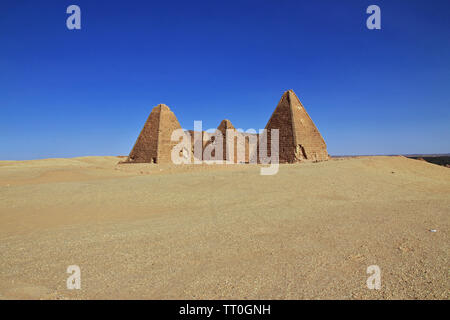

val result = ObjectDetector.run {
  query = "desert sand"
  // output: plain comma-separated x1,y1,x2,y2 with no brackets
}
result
0,156,448,299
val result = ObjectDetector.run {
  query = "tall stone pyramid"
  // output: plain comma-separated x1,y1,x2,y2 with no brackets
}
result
265,90,328,163
127,104,183,163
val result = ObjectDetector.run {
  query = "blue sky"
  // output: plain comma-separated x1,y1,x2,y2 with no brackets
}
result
1,0,449,159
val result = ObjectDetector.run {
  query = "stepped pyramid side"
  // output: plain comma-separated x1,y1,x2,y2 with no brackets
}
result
265,90,328,163
127,104,183,163
288,90,328,161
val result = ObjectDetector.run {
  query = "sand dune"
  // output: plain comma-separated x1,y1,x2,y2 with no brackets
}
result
0,156,448,299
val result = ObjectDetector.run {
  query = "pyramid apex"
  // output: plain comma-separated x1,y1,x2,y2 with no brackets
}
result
285,89,297,96
153,104,171,112
280,89,302,107
218,119,235,130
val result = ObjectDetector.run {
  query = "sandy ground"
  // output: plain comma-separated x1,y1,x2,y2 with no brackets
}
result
0,156,448,300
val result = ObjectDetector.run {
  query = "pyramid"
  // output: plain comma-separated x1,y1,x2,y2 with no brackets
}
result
217,119,235,133
127,104,183,163
215,119,255,163
265,90,328,163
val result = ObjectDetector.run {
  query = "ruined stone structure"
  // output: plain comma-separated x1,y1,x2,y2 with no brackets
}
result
126,90,328,164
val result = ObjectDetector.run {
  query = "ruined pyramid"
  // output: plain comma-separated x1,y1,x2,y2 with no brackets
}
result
127,104,183,163
265,89,328,163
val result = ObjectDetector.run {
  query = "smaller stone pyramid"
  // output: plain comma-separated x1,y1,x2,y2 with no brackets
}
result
216,119,236,162
127,104,183,163
217,119,235,133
